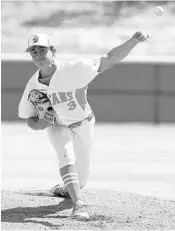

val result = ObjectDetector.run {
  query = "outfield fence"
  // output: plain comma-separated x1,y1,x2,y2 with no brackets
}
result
1,54,175,123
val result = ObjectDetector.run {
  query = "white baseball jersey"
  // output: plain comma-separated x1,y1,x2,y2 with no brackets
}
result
18,58,101,126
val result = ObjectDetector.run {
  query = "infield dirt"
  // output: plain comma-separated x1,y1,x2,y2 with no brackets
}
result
1,188,175,230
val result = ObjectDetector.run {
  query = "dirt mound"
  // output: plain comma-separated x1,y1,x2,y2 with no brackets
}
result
1,189,175,230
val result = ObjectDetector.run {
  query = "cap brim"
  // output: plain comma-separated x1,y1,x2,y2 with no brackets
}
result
26,44,50,52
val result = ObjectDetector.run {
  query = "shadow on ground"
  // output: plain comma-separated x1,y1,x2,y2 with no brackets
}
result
1,191,72,229
1,189,175,230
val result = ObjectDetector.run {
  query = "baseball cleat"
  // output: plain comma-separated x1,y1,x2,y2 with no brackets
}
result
50,184,70,198
71,200,90,221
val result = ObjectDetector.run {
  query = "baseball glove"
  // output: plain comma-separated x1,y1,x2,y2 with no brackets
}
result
28,89,55,124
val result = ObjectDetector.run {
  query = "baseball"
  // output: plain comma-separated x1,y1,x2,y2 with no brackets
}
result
153,6,164,16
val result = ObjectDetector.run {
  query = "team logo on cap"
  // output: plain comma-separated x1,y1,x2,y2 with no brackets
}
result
33,35,39,43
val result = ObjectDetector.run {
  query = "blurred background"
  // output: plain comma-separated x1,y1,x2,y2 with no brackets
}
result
1,0,175,201
1,0,175,56
1,0,175,123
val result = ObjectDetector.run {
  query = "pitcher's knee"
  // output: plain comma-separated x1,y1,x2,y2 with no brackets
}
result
59,156,75,169
56,141,76,169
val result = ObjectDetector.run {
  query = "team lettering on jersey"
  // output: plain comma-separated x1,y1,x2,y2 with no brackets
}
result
48,92,76,110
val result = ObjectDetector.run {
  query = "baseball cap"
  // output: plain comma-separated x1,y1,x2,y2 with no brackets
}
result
26,33,54,52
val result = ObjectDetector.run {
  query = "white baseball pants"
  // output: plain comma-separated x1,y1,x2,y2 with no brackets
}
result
46,116,95,188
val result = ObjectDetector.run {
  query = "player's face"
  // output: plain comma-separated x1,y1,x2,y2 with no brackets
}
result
29,46,53,67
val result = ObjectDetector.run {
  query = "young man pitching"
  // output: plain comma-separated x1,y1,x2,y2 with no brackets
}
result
18,30,150,220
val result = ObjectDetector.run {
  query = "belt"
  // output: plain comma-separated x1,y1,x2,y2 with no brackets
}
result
68,112,94,129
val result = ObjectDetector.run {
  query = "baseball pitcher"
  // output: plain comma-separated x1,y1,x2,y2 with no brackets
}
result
18,31,150,220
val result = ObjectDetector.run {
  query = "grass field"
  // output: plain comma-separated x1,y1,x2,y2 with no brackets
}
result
2,122,175,200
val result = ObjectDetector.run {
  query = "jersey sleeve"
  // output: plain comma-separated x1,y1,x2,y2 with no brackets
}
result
18,82,38,119
83,57,101,73
59,58,101,89
77,58,101,87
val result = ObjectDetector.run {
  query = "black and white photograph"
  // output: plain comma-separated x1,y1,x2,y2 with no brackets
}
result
1,0,175,230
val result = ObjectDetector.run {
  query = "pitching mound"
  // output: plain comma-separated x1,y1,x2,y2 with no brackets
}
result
1,189,175,230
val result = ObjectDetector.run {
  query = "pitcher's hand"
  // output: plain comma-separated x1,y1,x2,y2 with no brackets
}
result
132,30,152,42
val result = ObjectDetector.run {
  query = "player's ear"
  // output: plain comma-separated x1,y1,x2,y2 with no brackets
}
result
50,46,56,57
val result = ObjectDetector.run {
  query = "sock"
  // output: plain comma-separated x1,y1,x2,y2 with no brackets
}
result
62,172,82,204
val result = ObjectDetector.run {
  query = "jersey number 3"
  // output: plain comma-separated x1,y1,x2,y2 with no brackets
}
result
67,101,76,110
